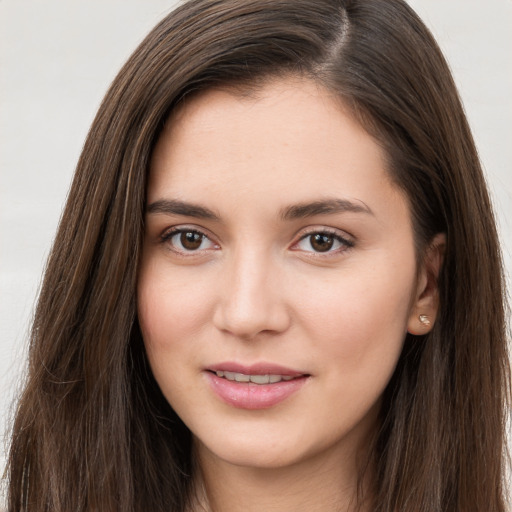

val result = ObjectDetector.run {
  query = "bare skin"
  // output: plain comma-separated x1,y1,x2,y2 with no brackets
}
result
138,77,443,511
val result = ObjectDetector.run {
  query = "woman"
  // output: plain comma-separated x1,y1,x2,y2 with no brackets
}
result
6,0,509,511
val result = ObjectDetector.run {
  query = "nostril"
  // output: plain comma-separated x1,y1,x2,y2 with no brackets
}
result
212,296,291,339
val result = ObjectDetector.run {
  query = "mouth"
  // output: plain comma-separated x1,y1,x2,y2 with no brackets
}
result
206,362,308,383
205,363,310,409
211,370,299,384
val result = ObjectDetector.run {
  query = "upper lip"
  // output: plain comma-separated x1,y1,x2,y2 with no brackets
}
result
207,362,308,377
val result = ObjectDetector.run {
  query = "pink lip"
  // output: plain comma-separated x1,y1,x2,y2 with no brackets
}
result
208,361,305,377
204,362,310,410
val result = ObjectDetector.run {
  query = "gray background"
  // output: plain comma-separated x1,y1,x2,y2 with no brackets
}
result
1,0,511,480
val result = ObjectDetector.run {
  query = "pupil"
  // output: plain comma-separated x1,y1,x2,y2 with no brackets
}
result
181,231,202,250
311,233,333,252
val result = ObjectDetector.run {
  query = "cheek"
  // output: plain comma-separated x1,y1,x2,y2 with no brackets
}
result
292,263,415,433
137,267,211,410
137,263,212,354
293,257,415,371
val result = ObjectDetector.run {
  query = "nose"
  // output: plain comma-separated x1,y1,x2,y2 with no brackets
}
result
212,248,291,339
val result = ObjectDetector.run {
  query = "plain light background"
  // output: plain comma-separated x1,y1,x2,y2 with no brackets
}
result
1,0,511,479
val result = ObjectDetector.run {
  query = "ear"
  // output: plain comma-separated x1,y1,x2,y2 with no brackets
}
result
407,233,446,335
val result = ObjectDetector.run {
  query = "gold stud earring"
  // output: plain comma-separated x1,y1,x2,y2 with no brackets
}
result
419,314,431,326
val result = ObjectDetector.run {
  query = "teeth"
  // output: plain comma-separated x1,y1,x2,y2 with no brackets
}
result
250,374,270,384
214,371,298,384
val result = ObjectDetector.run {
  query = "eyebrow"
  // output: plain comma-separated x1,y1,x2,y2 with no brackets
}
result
146,199,220,220
146,197,373,221
280,198,373,220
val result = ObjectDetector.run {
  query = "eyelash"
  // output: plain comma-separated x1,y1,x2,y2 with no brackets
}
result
159,226,354,257
293,228,354,256
160,227,218,254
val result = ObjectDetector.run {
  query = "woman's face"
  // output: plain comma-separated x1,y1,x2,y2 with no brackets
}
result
138,78,433,471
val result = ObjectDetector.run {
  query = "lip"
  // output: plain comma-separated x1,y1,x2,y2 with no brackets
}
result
207,361,306,377
204,362,310,410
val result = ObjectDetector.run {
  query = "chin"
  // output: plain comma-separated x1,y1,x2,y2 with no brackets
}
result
193,426,309,470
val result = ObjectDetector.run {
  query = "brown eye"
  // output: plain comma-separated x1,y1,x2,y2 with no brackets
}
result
180,231,203,250
163,228,216,253
294,230,353,255
309,233,334,252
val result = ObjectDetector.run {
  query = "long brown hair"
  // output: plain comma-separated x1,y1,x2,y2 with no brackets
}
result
6,0,509,510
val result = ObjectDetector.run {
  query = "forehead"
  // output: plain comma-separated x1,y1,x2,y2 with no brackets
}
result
145,78,417,249
149,78,395,200
146,77,414,260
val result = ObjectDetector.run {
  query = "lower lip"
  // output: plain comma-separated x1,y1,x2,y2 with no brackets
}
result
205,372,308,410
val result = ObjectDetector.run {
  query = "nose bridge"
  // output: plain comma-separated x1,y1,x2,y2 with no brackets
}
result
213,242,289,338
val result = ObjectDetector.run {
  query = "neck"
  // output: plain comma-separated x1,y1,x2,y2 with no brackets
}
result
189,441,373,512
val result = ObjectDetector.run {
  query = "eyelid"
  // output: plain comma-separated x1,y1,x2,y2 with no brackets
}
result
160,225,220,255
290,226,355,255
157,224,354,257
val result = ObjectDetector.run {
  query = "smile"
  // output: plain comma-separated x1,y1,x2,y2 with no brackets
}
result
214,371,297,384
205,364,309,409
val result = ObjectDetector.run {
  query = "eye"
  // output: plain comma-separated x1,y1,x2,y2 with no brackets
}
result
161,228,217,253
294,230,353,254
